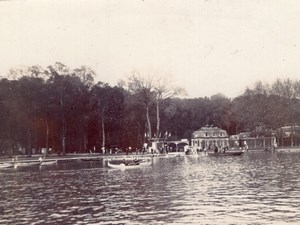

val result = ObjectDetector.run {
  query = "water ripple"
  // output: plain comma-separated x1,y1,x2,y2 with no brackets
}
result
0,152,299,224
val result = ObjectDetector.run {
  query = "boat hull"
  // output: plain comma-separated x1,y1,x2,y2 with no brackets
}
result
81,157,102,161
107,159,152,169
207,150,245,156
0,163,13,168
14,161,41,168
40,160,57,166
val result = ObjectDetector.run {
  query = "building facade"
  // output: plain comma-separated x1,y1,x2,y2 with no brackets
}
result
191,126,229,150
277,125,300,147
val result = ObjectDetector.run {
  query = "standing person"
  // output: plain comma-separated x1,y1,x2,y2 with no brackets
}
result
244,141,248,151
222,147,226,153
272,139,277,152
214,145,218,153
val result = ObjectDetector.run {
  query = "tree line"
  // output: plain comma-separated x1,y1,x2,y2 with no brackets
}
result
0,62,299,155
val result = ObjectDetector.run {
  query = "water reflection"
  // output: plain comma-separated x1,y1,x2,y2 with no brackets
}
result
0,152,299,224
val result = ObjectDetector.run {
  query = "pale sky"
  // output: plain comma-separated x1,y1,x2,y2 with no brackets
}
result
1,0,300,98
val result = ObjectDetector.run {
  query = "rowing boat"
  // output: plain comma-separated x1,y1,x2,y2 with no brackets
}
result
107,159,152,169
0,163,13,168
40,160,57,166
81,157,102,161
14,161,41,168
207,150,245,156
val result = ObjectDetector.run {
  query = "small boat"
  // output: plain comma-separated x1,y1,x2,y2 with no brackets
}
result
14,161,41,168
207,150,245,156
107,159,152,169
40,160,57,166
151,154,170,158
0,162,13,168
81,157,102,161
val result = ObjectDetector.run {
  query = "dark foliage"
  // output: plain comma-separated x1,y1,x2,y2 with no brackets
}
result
0,65,299,155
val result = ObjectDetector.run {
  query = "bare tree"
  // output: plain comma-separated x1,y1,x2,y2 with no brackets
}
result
121,72,156,140
120,72,186,142
154,76,186,138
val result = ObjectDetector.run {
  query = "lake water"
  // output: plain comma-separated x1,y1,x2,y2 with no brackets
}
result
0,152,299,225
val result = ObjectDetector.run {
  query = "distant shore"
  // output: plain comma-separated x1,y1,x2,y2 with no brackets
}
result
0,152,161,164
1,147,300,164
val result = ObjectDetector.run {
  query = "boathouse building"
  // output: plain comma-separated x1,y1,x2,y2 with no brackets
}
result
191,126,229,150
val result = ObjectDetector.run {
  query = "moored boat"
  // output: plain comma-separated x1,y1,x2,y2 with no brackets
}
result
40,160,57,166
14,161,41,168
0,162,13,168
207,150,245,156
107,158,152,169
81,157,102,161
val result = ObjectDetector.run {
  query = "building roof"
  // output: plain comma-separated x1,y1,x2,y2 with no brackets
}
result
277,125,300,137
279,125,300,132
192,126,228,139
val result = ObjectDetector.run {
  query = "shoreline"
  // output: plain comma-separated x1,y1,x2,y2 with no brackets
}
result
1,147,300,164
